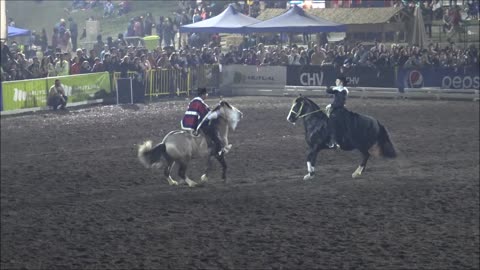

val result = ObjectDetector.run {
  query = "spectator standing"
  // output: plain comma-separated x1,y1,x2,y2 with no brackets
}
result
192,10,201,23
156,16,164,47
104,0,114,17
39,29,48,52
133,17,142,36
52,28,59,51
422,1,434,38
115,33,128,50
93,34,105,57
163,18,174,47
144,13,154,36
69,17,78,51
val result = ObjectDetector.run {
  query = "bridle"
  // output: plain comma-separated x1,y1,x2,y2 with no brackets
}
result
289,99,323,120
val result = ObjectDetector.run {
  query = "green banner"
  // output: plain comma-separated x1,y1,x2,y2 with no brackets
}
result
2,79,48,111
46,72,111,103
1,72,111,111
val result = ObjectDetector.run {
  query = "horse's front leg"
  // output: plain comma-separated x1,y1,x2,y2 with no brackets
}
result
304,144,321,181
352,150,370,178
215,153,227,182
201,154,215,183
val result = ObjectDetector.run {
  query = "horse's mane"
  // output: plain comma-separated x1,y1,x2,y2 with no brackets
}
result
294,96,328,120
212,100,232,112
302,96,320,111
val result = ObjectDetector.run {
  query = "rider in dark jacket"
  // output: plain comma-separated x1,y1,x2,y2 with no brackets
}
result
181,87,224,156
326,76,349,149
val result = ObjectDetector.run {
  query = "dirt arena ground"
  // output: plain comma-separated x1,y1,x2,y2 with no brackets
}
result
1,96,479,269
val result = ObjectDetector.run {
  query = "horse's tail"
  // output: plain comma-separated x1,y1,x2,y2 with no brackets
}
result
378,123,397,158
137,140,167,168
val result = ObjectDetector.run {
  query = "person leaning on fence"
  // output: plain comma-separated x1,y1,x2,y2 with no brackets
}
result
48,79,68,110
326,76,349,149
181,87,225,157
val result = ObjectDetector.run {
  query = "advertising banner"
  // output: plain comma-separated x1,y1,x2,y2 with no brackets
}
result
286,65,336,86
2,79,48,111
287,65,395,87
1,72,111,111
46,72,111,103
338,66,395,87
398,67,480,90
221,65,287,87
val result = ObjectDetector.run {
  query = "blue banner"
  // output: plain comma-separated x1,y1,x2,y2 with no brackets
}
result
287,65,395,88
399,67,480,90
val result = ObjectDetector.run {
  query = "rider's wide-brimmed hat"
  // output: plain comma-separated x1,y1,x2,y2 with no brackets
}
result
197,88,207,96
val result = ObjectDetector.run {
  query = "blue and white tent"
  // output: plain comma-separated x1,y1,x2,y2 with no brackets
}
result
244,5,346,33
180,4,261,34
7,26,31,37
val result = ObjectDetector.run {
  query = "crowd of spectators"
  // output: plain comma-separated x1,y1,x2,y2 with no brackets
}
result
2,0,479,82
2,35,478,82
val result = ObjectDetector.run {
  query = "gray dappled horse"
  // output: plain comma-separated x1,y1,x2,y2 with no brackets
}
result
287,96,396,180
138,101,243,187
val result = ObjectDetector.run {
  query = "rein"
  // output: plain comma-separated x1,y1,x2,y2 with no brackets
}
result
289,101,324,119
298,109,323,118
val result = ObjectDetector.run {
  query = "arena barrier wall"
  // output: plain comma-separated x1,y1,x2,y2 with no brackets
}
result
219,65,479,101
112,65,219,101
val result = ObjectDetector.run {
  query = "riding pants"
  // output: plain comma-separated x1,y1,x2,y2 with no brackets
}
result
200,121,223,156
328,107,343,146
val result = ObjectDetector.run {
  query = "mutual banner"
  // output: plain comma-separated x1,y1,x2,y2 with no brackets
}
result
286,65,395,87
1,72,111,111
2,79,49,111
398,67,480,90
221,65,287,87
46,72,111,103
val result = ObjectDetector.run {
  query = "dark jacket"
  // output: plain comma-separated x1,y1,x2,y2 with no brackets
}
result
326,86,348,109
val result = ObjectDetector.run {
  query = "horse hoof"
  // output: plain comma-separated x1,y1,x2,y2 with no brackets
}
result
224,144,232,154
186,178,198,187
303,174,314,181
187,181,198,187
169,180,178,186
352,172,361,178
201,174,208,182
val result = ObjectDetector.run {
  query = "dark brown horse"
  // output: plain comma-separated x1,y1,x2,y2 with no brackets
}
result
287,96,396,180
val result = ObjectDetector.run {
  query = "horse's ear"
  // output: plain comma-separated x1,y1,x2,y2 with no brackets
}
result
298,93,302,97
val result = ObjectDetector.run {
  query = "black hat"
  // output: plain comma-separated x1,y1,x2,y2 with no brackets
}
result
197,87,207,96
337,76,347,86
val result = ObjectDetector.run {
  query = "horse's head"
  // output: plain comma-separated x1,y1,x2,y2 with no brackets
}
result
213,100,243,131
287,95,323,124
287,96,307,124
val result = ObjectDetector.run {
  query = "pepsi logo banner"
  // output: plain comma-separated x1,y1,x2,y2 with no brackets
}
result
399,68,480,90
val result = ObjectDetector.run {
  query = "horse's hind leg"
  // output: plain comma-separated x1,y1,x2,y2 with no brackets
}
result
164,161,178,186
352,150,370,178
178,162,198,187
